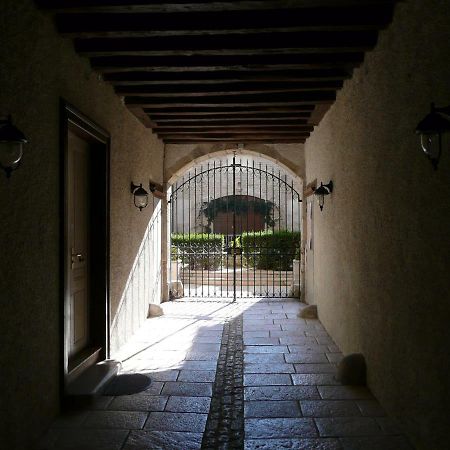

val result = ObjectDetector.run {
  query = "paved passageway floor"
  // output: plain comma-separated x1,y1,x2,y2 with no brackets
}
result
40,299,412,449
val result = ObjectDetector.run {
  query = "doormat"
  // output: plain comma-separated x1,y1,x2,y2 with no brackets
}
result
102,373,152,396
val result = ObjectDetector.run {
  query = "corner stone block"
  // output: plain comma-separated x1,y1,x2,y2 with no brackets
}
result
298,305,318,319
148,304,164,317
336,353,367,386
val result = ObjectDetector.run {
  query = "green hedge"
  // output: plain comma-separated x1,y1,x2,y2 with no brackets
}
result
241,230,301,270
171,233,224,269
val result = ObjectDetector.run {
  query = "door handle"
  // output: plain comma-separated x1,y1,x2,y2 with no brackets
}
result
72,253,85,262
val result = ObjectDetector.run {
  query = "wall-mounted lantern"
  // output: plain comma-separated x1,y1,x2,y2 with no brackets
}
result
0,115,28,178
314,180,333,211
130,182,149,211
415,103,450,169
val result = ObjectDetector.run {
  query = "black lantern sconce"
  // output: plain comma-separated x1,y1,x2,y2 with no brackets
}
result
130,182,149,211
314,180,333,211
0,115,28,178
415,103,450,169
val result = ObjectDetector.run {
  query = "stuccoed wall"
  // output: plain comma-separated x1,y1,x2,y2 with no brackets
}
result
164,143,306,182
304,0,450,448
0,1,164,448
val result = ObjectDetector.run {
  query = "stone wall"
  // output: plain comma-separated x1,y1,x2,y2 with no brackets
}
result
0,1,164,448
304,0,450,448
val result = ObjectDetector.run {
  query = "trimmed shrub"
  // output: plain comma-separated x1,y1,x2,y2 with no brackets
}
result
171,233,224,270
241,230,301,270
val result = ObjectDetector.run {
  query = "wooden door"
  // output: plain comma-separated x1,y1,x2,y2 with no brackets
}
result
67,130,90,358
305,197,314,304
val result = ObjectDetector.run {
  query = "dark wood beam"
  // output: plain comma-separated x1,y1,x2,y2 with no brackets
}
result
74,31,378,56
125,91,335,107
163,137,307,143
154,126,314,133
91,53,364,72
116,81,342,97
142,106,315,115
150,116,311,124
55,6,394,37
104,69,352,85
153,120,311,127
37,1,397,14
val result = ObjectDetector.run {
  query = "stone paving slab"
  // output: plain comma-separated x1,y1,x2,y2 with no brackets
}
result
144,411,208,432
300,400,362,418
165,396,211,414
316,417,383,437
339,435,414,450
245,400,301,418
244,374,293,386
245,418,318,438
123,430,203,450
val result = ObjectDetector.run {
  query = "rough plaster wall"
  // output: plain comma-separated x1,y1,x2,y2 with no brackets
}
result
0,1,164,448
110,200,162,353
164,143,306,182
304,1,450,448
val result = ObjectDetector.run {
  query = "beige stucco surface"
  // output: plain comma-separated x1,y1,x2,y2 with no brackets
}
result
304,1,450,448
0,1,164,448
164,143,306,183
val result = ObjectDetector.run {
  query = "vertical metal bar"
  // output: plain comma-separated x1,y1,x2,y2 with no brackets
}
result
213,160,216,297
239,157,243,299
201,166,208,298
279,168,282,298
226,158,229,299
260,162,263,297
252,160,256,298
246,159,249,299
206,163,210,298
232,154,237,303
271,164,275,298
290,176,294,298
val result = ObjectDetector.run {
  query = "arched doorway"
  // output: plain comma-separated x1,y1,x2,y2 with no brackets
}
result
169,153,302,300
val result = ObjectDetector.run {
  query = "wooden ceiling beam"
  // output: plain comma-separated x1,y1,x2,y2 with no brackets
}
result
37,1,396,14
103,69,351,85
54,6,394,37
91,53,364,73
125,91,336,107
74,31,378,56
153,120,311,127
154,126,314,133
162,136,307,144
143,106,315,115
151,116,311,124
116,81,342,97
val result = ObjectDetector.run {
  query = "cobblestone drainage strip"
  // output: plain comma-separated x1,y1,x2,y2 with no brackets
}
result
201,314,244,449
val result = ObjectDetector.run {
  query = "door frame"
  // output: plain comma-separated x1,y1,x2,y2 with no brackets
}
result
59,100,110,394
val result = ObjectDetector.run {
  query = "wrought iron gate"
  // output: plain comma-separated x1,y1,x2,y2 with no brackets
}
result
169,155,302,300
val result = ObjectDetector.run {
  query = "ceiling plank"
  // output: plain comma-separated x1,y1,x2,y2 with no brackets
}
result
115,81,343,97
151,116,311,123
37,0,396,14
91,53,364,73
125,91,336,107
55,6,394,37
154,126,315,133
153,120,311,127
143,106,315,115
163,136,307,144
74,31,378,56
103,68,351,85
